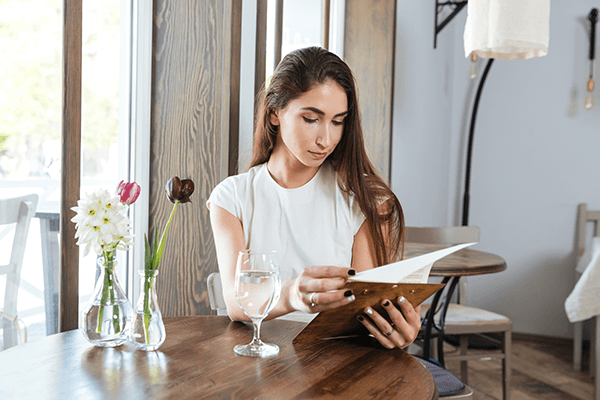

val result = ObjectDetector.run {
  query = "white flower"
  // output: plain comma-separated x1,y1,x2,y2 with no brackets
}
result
71,189,135,256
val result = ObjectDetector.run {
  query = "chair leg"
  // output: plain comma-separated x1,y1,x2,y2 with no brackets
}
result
459,335,469,383
2,318,17,350
595,317,599,400
437,335,446,368
574,320,583,372
503,329,512,400
592,319,597,379
429,337,440,363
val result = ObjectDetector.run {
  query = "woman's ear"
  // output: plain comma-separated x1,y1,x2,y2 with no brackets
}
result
270,111,280,126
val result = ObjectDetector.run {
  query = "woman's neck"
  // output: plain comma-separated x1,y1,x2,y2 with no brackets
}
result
267,150,320,189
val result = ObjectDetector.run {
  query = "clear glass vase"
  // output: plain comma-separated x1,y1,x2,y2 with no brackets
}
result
131,269,166,351
80,253,133,347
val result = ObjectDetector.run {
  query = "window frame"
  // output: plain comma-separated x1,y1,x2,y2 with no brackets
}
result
60,0,153,331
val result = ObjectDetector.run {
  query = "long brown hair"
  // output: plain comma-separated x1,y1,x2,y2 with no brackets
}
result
251,46,404,265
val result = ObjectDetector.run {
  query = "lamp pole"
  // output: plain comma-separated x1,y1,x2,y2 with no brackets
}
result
461,58,494,226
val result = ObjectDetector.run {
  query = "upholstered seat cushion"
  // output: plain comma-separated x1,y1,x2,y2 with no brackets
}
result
417,357,466,397
421,303,511,334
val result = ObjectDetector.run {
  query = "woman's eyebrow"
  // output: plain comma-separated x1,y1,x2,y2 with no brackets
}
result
301,106,349,118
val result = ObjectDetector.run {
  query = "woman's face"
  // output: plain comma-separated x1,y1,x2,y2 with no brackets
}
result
270,80,348,169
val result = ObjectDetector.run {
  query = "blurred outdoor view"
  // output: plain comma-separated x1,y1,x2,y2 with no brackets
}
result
0,0,123,349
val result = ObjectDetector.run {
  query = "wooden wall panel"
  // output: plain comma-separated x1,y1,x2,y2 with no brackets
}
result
344,0,396,182
150,0,240,316
59,0,82,332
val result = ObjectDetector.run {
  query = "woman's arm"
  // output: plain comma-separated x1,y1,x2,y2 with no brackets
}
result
209,203,293,321
209,204,356,321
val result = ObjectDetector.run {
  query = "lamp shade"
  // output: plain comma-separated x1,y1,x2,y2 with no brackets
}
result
464,0,550,60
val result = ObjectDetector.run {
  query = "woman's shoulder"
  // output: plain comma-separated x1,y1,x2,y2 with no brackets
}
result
217,163,266,189
207,164,267,213
211,164,270,202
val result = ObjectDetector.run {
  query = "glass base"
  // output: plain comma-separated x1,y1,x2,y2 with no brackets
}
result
234,340,279,358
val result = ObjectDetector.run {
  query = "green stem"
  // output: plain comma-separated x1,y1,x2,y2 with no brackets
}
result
97,250,120,334
143,272,154,345
153,201,179,270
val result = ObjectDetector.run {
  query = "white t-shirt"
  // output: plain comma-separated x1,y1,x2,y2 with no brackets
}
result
207,163,366,282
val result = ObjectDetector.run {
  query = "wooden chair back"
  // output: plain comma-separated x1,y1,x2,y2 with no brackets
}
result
406,226,480,245
576,203,600,261
572,203,600,385
0,194,38,348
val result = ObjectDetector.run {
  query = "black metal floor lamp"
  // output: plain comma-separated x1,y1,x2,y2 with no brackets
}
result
461,58,494,226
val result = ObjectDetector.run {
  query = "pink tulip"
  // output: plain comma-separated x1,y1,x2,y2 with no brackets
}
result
116,180,141,205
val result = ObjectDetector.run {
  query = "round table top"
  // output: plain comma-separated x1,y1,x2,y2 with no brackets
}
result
404,242,507,277
0,316,438,400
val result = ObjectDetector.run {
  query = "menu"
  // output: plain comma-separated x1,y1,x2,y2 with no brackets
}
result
293,243,476,344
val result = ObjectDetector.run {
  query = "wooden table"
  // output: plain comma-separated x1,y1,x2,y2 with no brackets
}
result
0,316,438,399
405,242,506,277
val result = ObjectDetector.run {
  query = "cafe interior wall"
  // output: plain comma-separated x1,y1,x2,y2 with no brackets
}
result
392,0,600,339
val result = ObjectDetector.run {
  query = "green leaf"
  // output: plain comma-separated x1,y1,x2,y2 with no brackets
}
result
152,219,160,270
144,233,152,271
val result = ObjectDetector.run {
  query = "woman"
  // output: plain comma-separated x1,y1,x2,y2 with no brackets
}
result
207,46,421,349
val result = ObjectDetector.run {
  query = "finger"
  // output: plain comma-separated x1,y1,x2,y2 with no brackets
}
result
308,289,355,310
365,305,418,349
356,312,395,349
298,277,348,293
382,298,410,334
364,307,396,337
396,296,421,327
303,265,357,279
385,297,421,345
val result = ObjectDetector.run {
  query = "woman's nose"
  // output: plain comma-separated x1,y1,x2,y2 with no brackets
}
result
316,125,331,148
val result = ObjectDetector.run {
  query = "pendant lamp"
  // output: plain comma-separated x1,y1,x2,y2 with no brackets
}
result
464,0,550,60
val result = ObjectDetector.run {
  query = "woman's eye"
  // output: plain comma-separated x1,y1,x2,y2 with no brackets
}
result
332,120,344,127
302,116,318,124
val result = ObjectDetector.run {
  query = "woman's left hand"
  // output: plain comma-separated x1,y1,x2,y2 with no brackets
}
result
356,296,421,349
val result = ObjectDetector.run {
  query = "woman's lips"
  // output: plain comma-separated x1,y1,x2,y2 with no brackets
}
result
308,151,327,159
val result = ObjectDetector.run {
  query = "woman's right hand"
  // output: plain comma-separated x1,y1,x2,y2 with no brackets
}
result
288,266,357,313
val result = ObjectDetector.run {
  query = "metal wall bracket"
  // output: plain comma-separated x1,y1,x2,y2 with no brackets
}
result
434,0,468,48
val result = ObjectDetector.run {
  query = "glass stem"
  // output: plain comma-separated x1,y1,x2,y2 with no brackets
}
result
252,318,263,345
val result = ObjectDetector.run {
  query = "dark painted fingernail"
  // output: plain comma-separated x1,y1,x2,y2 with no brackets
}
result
383,300,390,307
357,315,364,321
348,269,356,276
344,290,353,297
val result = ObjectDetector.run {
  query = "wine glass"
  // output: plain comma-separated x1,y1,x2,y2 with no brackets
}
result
233,249,282,358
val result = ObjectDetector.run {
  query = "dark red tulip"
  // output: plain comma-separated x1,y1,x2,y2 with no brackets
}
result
166,176,194,203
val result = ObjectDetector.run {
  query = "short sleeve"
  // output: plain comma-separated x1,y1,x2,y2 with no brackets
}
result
349,196,366,236
206,177,239,219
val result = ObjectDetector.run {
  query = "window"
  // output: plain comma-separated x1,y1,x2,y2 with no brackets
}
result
0,0,151,350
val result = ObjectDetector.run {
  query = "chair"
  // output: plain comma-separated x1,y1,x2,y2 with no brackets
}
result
407,226,511,400
207,272,228,316
0,194,38,350
572,203,600,398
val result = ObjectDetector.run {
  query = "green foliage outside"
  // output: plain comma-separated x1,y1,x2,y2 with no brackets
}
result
0,0,120,178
